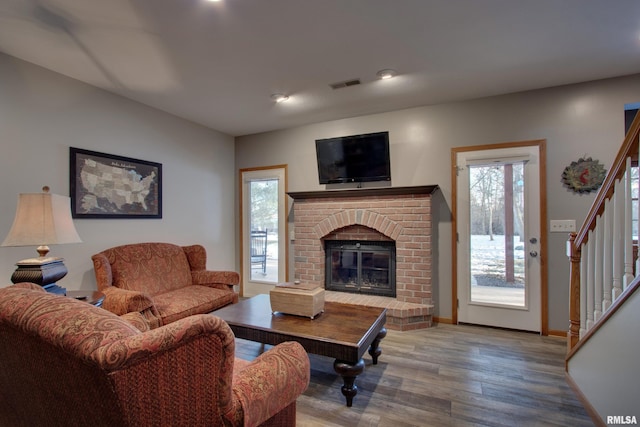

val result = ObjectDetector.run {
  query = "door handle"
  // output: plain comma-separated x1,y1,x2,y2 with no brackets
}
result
529,251,538,257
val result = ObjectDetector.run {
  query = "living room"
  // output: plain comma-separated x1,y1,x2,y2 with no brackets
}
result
3,52,638,332
1,1,640,425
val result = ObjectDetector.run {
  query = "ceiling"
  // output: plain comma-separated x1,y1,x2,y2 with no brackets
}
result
1,0,640,137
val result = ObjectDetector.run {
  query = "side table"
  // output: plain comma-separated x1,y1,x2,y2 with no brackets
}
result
66,290,105,307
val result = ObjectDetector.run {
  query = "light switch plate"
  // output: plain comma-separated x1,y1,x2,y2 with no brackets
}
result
550,219,576,233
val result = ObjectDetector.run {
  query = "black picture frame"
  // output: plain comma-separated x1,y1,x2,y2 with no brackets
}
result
70,147,162,219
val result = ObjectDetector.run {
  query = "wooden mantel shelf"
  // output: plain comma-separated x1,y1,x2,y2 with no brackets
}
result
287,185,439,200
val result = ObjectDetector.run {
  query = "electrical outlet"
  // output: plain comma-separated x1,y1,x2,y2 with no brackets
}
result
550,219,576,233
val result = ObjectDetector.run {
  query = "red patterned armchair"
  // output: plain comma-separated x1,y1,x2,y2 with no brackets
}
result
92,242,239,328
0,284,310,427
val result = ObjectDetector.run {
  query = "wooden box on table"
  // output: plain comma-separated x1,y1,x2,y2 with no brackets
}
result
269,282,325,319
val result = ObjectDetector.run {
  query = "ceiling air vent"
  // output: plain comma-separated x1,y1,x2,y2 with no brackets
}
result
329,78,361,90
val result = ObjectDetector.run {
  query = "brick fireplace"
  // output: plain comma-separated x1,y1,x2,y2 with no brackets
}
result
288,185,438,330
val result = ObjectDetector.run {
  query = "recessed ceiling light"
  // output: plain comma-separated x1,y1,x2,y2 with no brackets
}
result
271,93,290,103
376,69,397,80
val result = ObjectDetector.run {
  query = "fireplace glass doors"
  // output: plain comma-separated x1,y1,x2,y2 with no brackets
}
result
325,240,396,297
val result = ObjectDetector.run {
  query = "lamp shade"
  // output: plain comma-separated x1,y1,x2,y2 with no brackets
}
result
2,191,82,248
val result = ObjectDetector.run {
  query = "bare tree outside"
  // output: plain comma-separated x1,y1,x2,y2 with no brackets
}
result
468,162,526,306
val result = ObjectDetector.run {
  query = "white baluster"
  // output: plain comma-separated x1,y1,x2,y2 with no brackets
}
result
623,157,634,289
636,141,640,276
585,231,595,331
593,214,603,322
612,178,624,301
602,198,613,312
580,243,588,339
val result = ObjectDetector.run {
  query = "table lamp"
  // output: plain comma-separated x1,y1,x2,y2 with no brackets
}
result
1,186,82,295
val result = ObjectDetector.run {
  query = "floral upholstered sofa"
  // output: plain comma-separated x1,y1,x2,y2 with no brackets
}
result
0,284,310,427
92,242,239,328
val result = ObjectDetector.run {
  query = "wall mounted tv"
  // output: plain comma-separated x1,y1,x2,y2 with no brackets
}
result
315,131,391,184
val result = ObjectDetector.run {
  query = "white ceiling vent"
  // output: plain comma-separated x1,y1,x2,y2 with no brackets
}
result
329,79,361,90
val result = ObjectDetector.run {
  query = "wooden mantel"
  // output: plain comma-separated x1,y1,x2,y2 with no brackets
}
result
287,185,439,200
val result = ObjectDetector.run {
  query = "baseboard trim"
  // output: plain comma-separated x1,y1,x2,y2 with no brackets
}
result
432,318,566,337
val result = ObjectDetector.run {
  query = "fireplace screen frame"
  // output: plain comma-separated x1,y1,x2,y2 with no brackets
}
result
324,240,396,297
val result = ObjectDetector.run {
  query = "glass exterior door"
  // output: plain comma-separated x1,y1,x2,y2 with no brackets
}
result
241,167,287,297
454,143,543,332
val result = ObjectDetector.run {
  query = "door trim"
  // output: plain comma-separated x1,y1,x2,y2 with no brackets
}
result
451,140,548,335
239,164,288,297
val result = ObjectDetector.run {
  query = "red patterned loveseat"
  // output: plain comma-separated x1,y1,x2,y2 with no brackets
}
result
0,284,310,427
92,242,239,328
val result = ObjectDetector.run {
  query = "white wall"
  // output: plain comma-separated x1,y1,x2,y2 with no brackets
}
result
235,73,640,332
568,286,640,419
0,54,237,290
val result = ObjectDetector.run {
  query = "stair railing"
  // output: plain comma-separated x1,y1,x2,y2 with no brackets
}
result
568,113,640,351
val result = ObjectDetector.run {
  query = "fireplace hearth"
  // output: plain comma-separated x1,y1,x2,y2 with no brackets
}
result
325,240,396,297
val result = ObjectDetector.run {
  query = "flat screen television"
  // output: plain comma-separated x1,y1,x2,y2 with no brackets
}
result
315,131,391,184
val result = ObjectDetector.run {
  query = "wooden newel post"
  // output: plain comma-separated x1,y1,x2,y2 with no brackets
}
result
568,232,581,351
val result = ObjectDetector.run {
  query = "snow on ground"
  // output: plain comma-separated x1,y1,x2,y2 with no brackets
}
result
470,234,525,288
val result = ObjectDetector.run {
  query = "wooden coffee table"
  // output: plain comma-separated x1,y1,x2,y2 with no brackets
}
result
66,290,105,307
214,294,387,407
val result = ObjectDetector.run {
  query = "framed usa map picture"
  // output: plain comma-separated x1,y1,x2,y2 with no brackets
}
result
70,147,162,219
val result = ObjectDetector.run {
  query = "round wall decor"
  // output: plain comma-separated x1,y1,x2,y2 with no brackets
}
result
561,157,607,194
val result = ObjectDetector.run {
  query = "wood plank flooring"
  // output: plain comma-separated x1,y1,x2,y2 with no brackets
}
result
235,323,593,426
